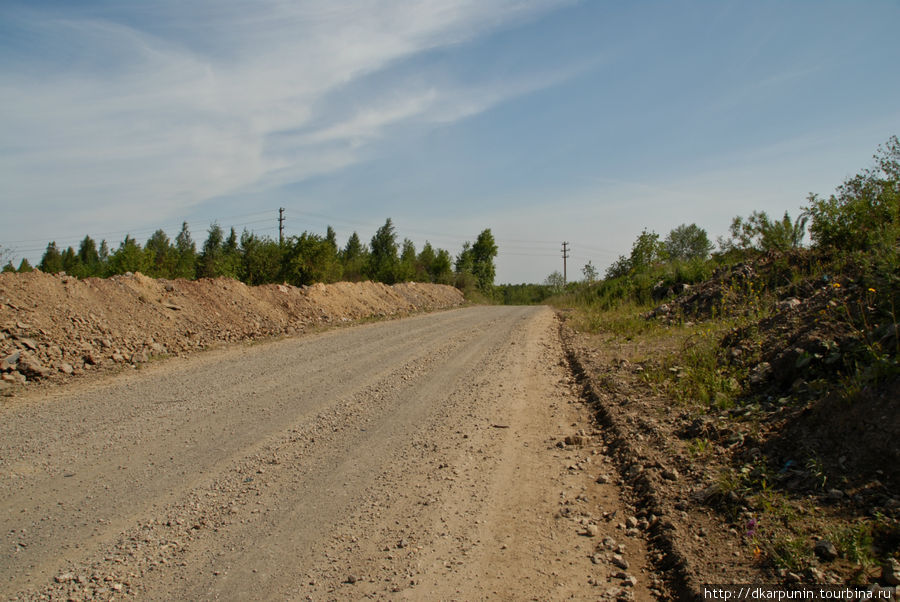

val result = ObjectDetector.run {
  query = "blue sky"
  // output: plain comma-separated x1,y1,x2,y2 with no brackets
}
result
1,0,898,283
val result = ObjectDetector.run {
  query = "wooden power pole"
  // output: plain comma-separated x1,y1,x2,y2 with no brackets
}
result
278,207,285,246
561,241,570,284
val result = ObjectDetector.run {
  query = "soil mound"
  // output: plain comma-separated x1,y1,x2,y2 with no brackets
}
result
0,271,463,389
651,252,899,489
559,248,899,588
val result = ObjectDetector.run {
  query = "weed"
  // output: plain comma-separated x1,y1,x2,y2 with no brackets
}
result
573,302,657,337
654,326,746,409
767,535,811,572
687,437,712,458
804,455,828,491
828,521,875,567
716,468,744,501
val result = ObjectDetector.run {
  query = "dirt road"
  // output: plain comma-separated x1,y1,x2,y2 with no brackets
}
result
1,306,658,600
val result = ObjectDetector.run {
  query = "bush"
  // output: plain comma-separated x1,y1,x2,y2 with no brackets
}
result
804,135,899,253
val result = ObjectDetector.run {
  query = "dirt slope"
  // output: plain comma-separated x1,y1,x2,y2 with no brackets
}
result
0,271,463,390
1,306,662,600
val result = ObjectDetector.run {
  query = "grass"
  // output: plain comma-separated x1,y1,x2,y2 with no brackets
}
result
567,301,658,339
553,245,900,582
687,437,713,459
829,522,876,567
766,535,811,573
621,319,749,410
671,330,745,409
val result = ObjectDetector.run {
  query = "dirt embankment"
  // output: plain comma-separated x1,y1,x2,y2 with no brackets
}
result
559,252,900,593
0,271,463,390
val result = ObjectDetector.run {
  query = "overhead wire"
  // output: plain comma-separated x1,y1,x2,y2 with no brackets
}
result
4,204,624,274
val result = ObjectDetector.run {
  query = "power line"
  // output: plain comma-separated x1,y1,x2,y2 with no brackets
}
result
1,209,274,246
3,202,627,276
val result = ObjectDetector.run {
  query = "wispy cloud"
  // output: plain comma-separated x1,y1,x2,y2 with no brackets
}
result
0,0,573,242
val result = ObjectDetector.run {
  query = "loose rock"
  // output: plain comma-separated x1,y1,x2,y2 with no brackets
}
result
1,351,20,371
813,540,838,561
564,434,588,446
16,352,47,379
661,468,679,481
883,558,900,586
611,554,629,570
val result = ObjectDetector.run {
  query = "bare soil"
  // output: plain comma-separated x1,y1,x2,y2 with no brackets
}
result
0,271,464,392
562,320,765,594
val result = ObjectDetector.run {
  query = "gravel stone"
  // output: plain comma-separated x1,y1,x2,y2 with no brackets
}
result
814,540,838,561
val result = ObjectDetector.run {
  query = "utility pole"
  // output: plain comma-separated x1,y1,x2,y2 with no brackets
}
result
278,207,285,246
561,241,570,285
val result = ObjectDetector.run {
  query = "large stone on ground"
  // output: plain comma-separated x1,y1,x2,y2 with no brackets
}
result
813,539,838,561
1,351,21,371
16,352,48,379
883,558,900,586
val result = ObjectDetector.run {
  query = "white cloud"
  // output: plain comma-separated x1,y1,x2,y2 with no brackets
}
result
302,90,440,146
0,0,573,245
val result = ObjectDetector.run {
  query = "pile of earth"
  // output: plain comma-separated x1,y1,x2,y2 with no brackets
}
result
0,271,464,391
649,251,899,490
564,249,898,590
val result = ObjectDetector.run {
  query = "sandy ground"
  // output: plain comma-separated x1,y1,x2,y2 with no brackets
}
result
1,306,662,601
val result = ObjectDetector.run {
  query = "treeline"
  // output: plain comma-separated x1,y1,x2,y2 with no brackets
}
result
561,135,899,310
2,218,499,292
494,283,557,305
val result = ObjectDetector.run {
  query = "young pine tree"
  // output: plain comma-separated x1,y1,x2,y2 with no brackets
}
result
368,219,399,284
174,222,197,279
39,242,63,274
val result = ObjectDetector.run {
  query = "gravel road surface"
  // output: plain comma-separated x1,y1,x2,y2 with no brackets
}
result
1,306,655,600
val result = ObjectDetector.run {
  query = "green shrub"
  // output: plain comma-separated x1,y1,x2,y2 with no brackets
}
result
804,135,899,253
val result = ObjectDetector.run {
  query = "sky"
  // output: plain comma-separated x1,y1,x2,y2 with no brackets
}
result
1,1,899,284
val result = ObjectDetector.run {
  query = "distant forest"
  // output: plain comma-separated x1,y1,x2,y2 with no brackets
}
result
2,218,499,294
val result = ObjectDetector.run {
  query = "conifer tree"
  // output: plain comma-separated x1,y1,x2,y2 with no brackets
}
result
77,236,101,277
61,246,81,275
326,226,339,253
39,242,63,273
432,249,453,284
368,219,399,284
144,229,176,278
398,238,417,282
341,232,368,282
99,240,110,268
174,222,197,279
197,223,225,278
417,242,437,282
221,227,241,279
